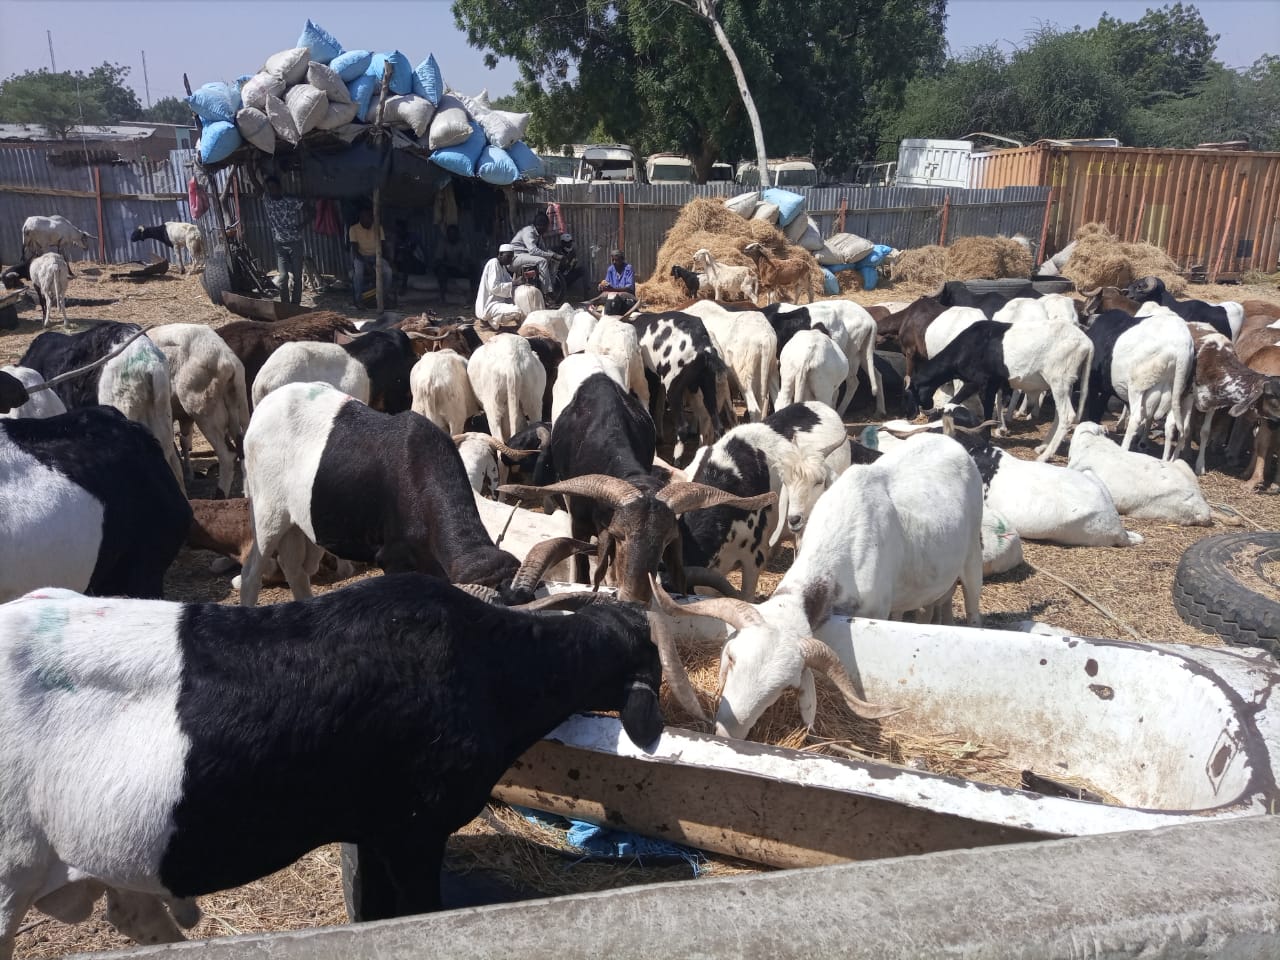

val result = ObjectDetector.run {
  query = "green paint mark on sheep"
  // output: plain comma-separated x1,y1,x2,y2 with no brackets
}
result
31,605,76,693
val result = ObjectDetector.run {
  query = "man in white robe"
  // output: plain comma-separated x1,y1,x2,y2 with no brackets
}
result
474,244,524,330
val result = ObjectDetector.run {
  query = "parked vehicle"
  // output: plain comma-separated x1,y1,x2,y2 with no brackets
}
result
644,153,696,184
707,161,734,183
735,156,819,188
576,144,641,183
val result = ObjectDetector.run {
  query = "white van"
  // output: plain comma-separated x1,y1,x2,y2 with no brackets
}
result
644,153,695,184
735,156,819,188
575,144,641,183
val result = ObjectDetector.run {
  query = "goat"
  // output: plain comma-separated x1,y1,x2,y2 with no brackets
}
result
466,334,546,443
882,296,949,379
0,576,704,950
19,322,183,489
0,405,191,603
251,341,370,407
679,300,777,421
521,334,565,422
395,317,484,357
238,382,574,607
584,315,649,409
216,311,357,393
777,329,848,410
1190,333,1280,476
340,328,418,413
653,429,983,739
453,432,537,498
130,222,204,274
0,365,66,419
669,264,707,300
21,214,94,258
1125,275,1242,341
502,373,772,604
782,300,882,415
410,349,480,434
187,497,354,586
909,316,1093,460
1067,422,1211,525
148,324,250,499
743,242,812,305
692,248,757,302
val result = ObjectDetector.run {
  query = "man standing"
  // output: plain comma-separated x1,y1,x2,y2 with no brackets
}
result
475,244,523,330
509,211,561,295
348,204,394,308
598,249,635,296
263,176,307,306
434,224,478,306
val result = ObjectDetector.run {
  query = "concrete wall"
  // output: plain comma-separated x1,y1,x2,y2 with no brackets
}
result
82,815,1280,960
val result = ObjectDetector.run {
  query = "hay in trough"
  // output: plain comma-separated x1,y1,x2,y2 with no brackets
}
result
944,235,1034,281
637,197,824,308
1060,221,1187,295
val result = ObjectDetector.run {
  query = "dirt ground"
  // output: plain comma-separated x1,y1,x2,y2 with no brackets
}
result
6,266,1280,957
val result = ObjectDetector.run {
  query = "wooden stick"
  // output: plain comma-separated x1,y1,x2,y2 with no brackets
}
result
1211,194,1239,284
92,167,106,262
1026,562,1144,641
1037,188,1054,264
938,194,951,245
374,185,384,313
836,195,848,233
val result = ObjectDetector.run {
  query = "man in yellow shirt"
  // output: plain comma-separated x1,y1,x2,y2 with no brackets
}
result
348,205,393,307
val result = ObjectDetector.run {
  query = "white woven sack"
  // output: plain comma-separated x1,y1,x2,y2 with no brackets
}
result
235,107,275,153
307,62,351,104
386,94,436,138
724,191,759,217
751,201,780,224
240,71,285,111
479,109,529,149
797,217,824,252
315,99,359,131
264,47,309,86
264,95,300,145
452,88,491,115
428,95,472,149
783,209,810,243
814,244,843,266
285,84,328,135
828,232,875,264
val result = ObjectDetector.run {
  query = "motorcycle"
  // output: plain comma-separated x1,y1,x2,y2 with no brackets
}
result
514,233,582,308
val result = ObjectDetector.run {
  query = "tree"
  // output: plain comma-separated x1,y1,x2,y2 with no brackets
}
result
1085,3,1218,105
1130,55,1280,150
84,62,143,122
0,61,144,138
145,96,194,125
452,0,945,179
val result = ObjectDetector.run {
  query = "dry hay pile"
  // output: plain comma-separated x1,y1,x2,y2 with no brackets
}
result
889,244,947,286
944,236,1033,281
1060,222,1187,295
636,197,825,308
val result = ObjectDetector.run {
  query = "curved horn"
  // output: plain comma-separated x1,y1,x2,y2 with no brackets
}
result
510,537,596,596
798,638,903,721
951,419,1000,436
500,475,642,509
649,573,763,632
27,326,150,394
681,566,743,599
452,434,539,459
534,424,552,448
655,482,777,516
457,583,502,605
512,590,602,612
769,481,789,549
646,608,708,721
817,432,848,458
880,423,936,439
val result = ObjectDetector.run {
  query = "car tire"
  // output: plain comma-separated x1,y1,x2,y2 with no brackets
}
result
201,244,233,306
1173,533,1280,658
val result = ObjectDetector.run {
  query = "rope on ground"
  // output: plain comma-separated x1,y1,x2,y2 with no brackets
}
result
1026,561,1145,642
17,918,49,936
1210,501,1266,531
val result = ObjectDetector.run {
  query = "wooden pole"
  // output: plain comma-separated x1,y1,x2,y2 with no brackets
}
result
938,194,951,245
92,167,105,262
1130,194,1146,243
1210,194,1239,284
837,196,848,233
617,190,625,252
1037,188,1054,265
374,186,384,312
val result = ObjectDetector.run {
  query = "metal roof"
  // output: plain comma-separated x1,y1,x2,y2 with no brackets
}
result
0,123,158,143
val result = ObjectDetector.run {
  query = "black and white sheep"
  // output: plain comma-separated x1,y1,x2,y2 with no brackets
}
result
130,222,205,274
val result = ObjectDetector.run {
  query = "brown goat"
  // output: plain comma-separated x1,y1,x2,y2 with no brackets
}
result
1082,287,1141,316
216,311,357,392
743,242,812,305
188,498,353,585
1240,345,1280,491
1191,334,1280,477
882,296,948,379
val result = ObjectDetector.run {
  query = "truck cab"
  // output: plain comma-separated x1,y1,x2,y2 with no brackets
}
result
644,153,696,184
576,144,641,183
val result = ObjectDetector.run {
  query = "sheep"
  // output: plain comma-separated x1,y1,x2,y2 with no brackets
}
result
130,222,205,274
513,282,545,318
679,300,778,421
0,577,704,950
467,334,546,443
238,381,576,607
518,302,575,346
502,373,773,604
338,328,419,413
935,280,1015,318
1125,275,1243,341
1190,333,1280,476
993,297,1079,419
19,322,184,490
20,214,94,258
1,405,191,603
451,432,538,498
781,299,882,416
147,324,250,500
5,252,72,328
652,429,984,739
743,242,812,305
777,329,848,409
584,315,649,409
216,312,358,393
0,366,66,419
550,351,626,424
250,341,371,407
565,308,600,355
1067,422,1211,525
692,248,758,302
669,264,708,300
410,349,480,434
187,497,354,586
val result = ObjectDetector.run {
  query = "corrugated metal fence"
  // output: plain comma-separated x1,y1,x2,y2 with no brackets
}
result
515,184,1052,283
971,143,1280,277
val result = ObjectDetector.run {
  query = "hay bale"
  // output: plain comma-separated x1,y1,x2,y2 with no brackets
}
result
944,236,1034,281
890,245,946,286
1060,222,1187,296
640,196,824,308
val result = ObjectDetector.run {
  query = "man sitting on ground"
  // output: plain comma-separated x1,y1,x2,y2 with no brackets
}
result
348,205,394,308
475,244,523,330
597,248,635,296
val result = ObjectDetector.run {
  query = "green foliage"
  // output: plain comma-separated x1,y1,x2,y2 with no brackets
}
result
144,97,194,125
453,0,945,176
1084,3,1218,104
1130,56,1280,150
0,62,143,139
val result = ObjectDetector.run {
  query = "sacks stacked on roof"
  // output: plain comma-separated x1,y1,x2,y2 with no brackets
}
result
190,19,543,182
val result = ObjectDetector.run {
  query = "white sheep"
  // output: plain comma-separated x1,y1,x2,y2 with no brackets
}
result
467,333,546,442
251,342,371,407
550,351,626,424
409,349,479,434
513,283,545,318
656,430,984,739
99,333,185,491
584,315,649,408
131,223,205,274
517,303,575,346
453,432,523,498
680,300,778,421
780,300,882,416
1068,421,1211,525
0,365,66,419
28,253,72,329
1113,305,1196,461
147,324,250,499
21,214,93,257
777,329,848,409
565,309,600,355
692,247,758,302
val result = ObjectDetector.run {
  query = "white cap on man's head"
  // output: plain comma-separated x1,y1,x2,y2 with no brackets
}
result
498,243,516,253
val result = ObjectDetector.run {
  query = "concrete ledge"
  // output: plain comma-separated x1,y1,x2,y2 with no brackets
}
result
88,816,1280,960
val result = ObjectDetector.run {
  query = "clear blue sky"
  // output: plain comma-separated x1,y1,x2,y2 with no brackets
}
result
0,1,1275,108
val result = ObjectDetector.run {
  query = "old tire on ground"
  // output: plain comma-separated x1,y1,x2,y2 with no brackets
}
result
201,243,233,306
1173,532,1280,658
